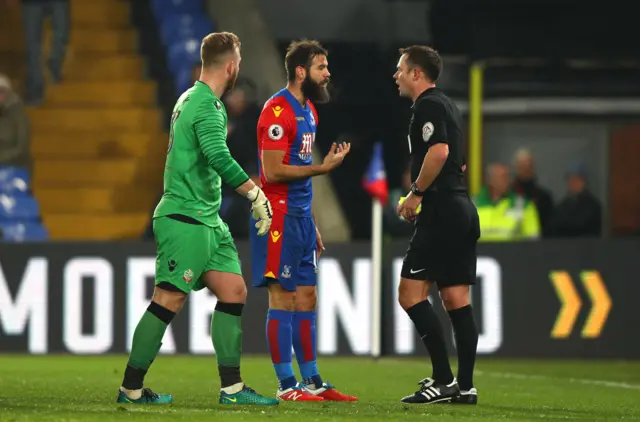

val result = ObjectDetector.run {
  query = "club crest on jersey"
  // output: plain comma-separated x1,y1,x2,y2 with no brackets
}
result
183,269,194,283
309,112,316,126
281,265,292,279
268,124,284,141
422,122,434,142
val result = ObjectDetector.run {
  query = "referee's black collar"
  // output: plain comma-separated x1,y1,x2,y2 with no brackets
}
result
412,86,439,108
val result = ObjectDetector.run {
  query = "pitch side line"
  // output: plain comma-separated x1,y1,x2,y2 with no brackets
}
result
476,370,640,391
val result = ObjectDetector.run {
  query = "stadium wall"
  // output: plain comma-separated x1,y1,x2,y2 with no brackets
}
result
0,239,638,359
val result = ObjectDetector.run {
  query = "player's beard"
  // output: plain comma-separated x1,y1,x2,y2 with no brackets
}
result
302,75,330,104
225,68,239,94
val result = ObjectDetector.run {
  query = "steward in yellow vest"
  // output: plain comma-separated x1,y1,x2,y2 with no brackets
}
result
473,186,541,242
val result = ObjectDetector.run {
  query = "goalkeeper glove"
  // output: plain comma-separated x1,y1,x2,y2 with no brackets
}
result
246,186,273,236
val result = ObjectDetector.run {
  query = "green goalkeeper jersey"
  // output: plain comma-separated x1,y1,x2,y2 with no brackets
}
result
154,81,250,227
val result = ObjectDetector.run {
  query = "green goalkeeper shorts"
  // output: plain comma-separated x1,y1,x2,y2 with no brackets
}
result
153,216,242,294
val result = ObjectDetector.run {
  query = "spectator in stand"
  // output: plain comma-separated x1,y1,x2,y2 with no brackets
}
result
224,78,260,181
512,149,554,236
0,74,31,172
547,162,602,238
21,0,70,105
474,162,541,242
219,77,261,239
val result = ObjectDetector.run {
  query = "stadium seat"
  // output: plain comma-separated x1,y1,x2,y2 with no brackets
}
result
167,38,201,74
159,14,213,48
151,0,203,22
0,194,41,221
0,222,49,242
0,166,30,195
174,65,197,94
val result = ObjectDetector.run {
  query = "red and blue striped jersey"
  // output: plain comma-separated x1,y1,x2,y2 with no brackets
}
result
257,88,318,217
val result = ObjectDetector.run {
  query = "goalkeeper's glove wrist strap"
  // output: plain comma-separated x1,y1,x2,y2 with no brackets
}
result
246,186,260,202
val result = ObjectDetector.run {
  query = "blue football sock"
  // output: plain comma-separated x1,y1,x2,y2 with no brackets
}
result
266,309,297,390
292,310,323,388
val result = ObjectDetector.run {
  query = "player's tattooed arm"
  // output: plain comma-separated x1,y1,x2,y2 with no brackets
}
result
262,149,326,182
261,142,351,183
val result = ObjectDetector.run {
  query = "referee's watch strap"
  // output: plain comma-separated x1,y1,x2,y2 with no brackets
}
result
411,182,426,196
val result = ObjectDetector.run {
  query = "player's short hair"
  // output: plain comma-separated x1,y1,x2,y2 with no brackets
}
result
399,45,442,82
284,40,328,82
201,32,241,68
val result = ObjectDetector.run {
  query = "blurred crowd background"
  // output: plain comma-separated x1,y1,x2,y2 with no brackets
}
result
0,0,637,244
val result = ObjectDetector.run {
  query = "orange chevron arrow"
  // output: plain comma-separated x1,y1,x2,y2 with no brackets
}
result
580,271,611,338
550,271,582,338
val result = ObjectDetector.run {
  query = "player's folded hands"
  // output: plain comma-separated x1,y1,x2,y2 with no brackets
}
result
247,186,273,236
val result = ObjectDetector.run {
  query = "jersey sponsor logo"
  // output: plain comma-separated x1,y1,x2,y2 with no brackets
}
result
272,106,284,117
300,132,315,160
422,122,434,141
183,269,194,283
270,230,281,243
268,124,284,141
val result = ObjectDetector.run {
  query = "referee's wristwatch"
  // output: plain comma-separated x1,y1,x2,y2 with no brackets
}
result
410,182,426,196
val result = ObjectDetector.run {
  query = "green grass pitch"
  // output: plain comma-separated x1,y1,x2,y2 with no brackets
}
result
0,355,639,421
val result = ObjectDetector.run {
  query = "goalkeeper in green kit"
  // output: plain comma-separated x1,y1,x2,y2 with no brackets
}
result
116,32,278,406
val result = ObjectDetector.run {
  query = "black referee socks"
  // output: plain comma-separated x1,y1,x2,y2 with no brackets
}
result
448,305,478,391
406,300,454,385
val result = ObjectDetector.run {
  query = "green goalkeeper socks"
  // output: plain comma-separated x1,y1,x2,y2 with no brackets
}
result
212,303,244,387
122,302,175,389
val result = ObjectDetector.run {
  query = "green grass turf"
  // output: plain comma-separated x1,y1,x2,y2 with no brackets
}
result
0,355,639,421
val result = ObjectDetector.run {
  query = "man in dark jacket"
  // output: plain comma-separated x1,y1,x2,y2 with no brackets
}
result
512,149,554,235
0,74,31,172
220,78,260,239
547,162,602,238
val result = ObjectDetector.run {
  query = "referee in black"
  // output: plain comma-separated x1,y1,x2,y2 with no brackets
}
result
394,45,480,405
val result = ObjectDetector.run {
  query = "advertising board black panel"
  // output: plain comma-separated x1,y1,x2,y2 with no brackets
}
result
0,240,638,358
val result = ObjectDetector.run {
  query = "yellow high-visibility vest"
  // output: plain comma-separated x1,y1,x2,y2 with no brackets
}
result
473,187,541,242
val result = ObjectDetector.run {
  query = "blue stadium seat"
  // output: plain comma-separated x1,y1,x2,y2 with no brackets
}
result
174,65,196,94
0,222,49,242
167,38,201,74
0,194,41,221
159,14,213,48
0,166,30,195
151,0,203,22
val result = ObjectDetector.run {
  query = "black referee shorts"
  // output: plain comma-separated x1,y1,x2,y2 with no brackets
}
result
400,192,480,288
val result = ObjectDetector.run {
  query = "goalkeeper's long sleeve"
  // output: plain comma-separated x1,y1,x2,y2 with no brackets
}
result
194,102,250,189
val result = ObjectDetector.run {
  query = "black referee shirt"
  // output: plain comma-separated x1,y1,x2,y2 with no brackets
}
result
407,87,466,194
